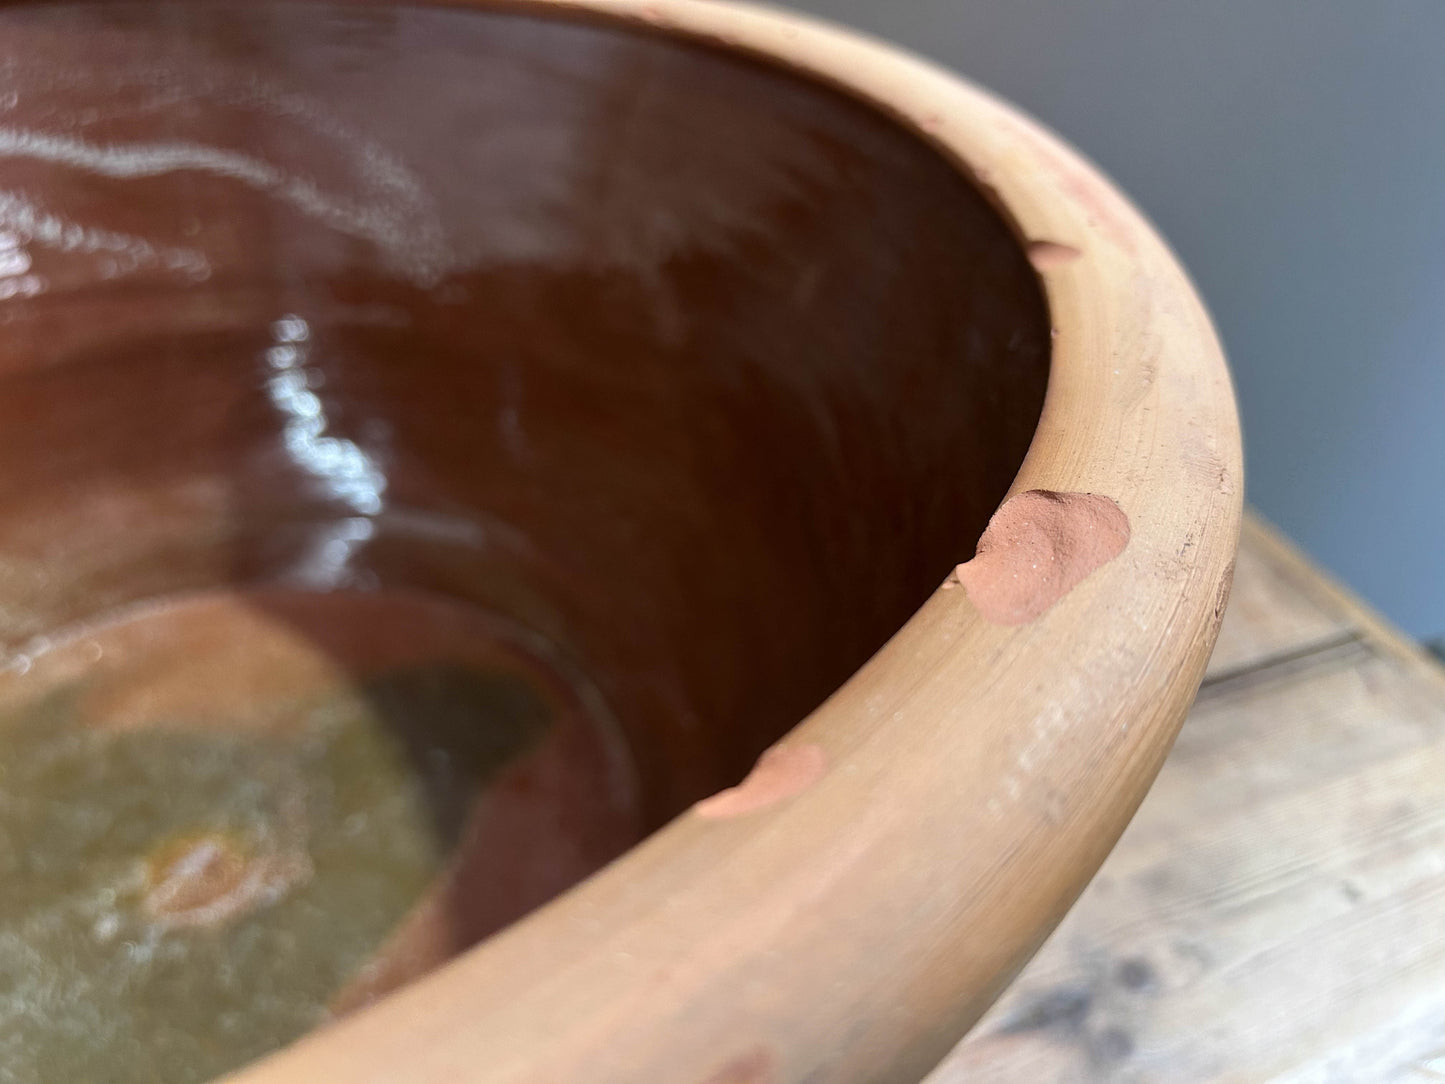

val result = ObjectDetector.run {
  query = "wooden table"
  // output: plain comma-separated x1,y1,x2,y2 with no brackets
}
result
933,512,1445,1082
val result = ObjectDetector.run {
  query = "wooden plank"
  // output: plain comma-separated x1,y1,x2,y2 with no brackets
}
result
932,512,1445,1083
1235,515,1445,696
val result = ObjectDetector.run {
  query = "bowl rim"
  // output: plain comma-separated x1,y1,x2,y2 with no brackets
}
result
174,0,1242,1079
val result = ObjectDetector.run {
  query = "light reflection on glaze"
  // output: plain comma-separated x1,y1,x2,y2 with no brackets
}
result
0,188,206,285
0,225,42,300
265,314,386,586
0,126,440,281
0,230,29,277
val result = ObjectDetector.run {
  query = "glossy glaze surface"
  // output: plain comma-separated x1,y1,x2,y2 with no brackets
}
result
0,2,1049,1078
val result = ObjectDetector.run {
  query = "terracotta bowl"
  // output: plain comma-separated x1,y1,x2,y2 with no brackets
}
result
0,0,1240,1081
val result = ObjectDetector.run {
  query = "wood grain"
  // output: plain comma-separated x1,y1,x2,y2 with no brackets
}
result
936,511,1445,1083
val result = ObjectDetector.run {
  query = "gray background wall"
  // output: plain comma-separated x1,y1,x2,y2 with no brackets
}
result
781,0,1445,643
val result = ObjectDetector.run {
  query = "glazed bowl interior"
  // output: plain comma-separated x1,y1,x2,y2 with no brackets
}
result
0,0,1050,1076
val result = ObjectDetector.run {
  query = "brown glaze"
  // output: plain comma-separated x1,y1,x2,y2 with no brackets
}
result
0,0,1049,1076
0,5,1048,820
331,697,640,1013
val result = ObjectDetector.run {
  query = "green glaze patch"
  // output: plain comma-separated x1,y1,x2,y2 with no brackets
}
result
0,665,548,1084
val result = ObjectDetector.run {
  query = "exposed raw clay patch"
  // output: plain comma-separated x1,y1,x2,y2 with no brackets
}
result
699,1045,777,1084
954,490,1130,625
694,743,827,819
1027,240,1082,269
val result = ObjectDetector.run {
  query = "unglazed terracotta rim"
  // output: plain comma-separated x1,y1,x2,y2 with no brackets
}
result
218,1,1244,1081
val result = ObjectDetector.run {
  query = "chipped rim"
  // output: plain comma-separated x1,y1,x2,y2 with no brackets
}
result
233,1,1243,1081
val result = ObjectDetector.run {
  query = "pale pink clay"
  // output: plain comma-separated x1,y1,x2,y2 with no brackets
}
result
695,743,828,819
954,490,1130,625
